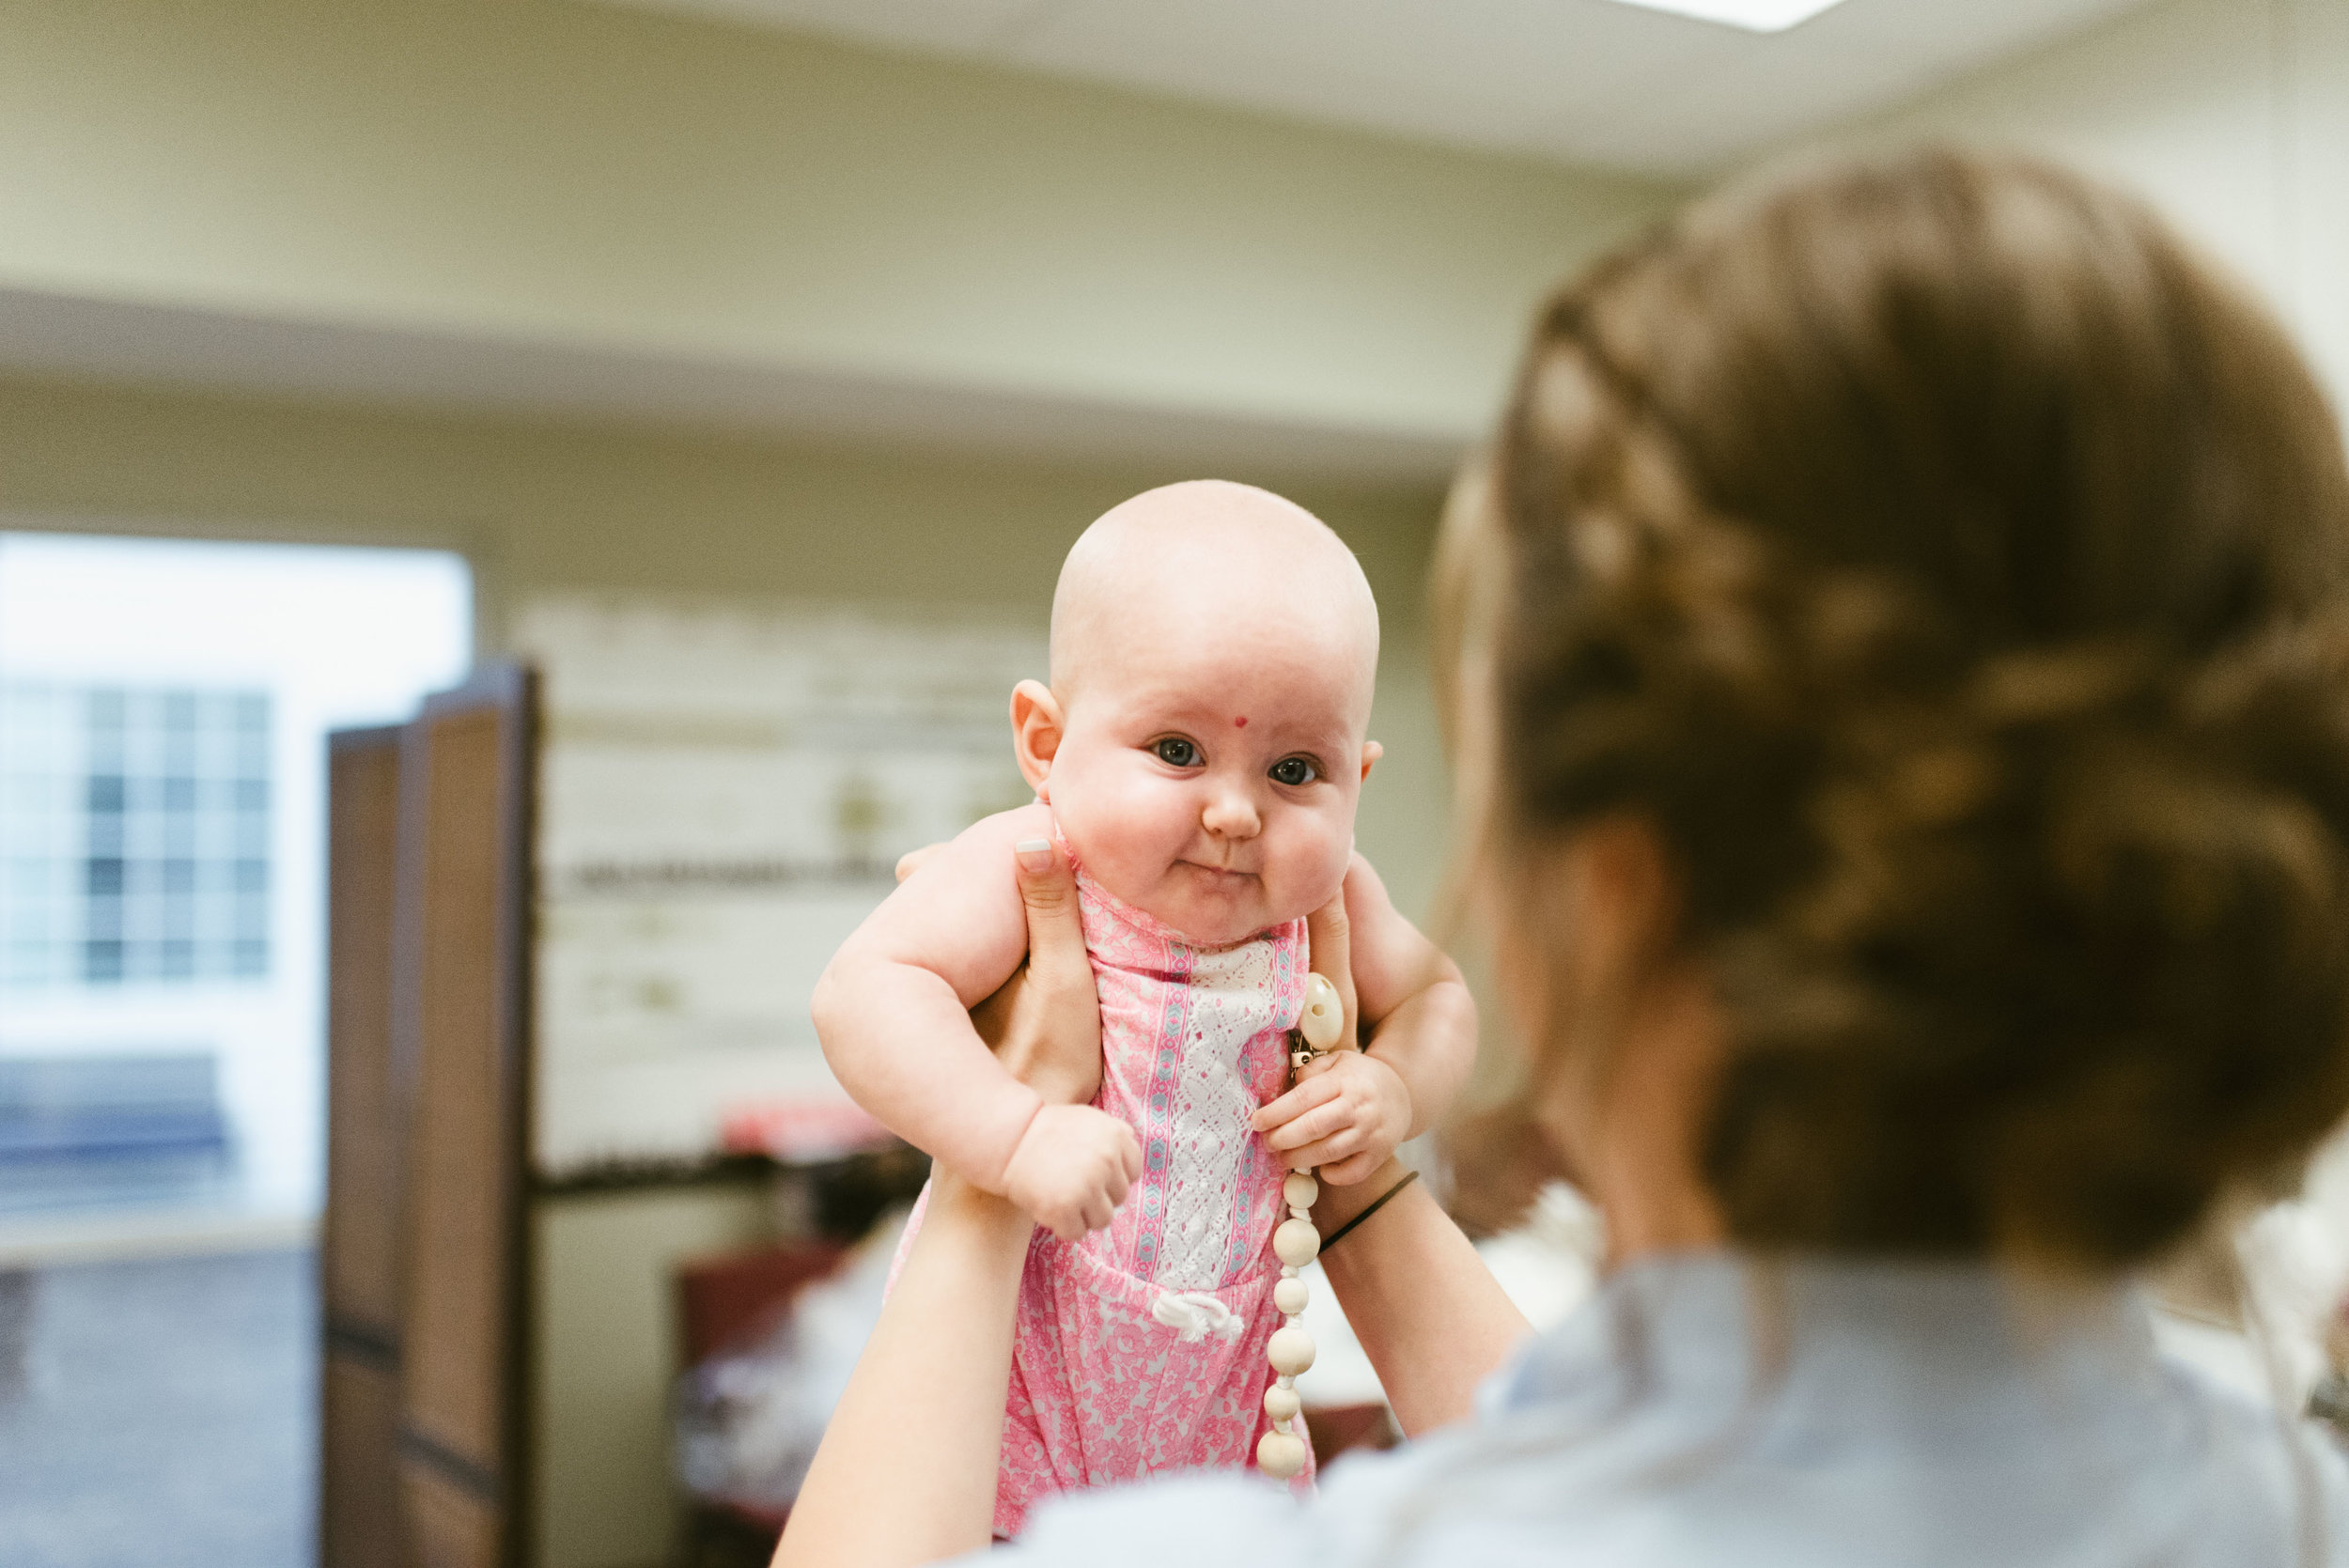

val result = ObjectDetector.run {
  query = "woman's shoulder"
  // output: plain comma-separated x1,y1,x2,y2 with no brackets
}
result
2160,1358,2349,1565
985,1367,2349,1568
988,1429,1599,1568
985,1445,1494,1567
1003,1470,1321,1564
984,1252,2349,1568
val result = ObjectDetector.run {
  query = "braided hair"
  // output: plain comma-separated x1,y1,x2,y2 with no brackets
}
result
1477,148,2349,1269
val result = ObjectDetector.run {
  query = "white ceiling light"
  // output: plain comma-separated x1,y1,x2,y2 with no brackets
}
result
1603,0,1850,31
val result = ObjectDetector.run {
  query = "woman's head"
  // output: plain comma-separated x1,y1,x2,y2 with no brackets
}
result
1455,148,2349,1271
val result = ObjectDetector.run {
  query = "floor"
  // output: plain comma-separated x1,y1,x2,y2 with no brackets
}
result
0,1247,315,1568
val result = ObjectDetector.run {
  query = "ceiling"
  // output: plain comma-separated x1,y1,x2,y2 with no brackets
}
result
601,0,2154,175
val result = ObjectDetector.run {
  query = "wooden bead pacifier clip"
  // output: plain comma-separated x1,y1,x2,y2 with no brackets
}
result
1255,970,1345,1481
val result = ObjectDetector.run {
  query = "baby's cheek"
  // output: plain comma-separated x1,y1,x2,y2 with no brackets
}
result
1274,811,1356,913
1057,768,1190,870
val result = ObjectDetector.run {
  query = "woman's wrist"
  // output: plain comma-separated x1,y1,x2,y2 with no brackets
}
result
1304,1156,1532,1438
1321,1169,1420,1255
1309,1155,1412,1237
928,1164,1034,1246
777,1160,1032,1566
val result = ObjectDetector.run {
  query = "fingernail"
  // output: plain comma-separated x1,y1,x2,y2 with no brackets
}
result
1016,837,1053,872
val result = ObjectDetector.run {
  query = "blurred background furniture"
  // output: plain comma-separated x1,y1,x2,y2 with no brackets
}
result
323,674,933,1568
669,1241,843,1568
322,665,538,1568
0,1053,235,1215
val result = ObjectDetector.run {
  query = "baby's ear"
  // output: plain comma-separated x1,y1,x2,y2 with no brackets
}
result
1011,679,1066,798
1359,739,1383,782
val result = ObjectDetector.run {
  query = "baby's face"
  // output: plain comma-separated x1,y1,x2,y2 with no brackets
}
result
1034,615,1373,948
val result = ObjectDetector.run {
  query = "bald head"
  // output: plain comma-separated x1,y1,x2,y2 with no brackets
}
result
1050,480,1380,718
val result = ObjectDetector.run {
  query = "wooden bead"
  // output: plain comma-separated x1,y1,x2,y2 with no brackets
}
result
1299,973,1345,1051
1264,1383,1301,1423
1256,1429,1308,1480
1283,1172,1319,1209
1273,1276,1309,1315
1268,1325,1316,1376
1273,1218,1321,1267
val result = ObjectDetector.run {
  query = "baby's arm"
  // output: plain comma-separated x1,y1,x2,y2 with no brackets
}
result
1348,854,1479,1138
812,803,1139,1238
1252,853,1478,1183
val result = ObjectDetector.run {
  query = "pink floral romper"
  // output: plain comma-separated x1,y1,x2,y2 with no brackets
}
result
895,849,1316,1537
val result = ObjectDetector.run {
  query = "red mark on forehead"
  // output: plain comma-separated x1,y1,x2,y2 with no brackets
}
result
1234,716,1249,728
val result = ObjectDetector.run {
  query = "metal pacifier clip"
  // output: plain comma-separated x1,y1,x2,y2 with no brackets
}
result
1255,970,1345,1481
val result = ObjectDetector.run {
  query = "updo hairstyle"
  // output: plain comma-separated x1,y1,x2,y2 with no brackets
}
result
1482,149,2349,1270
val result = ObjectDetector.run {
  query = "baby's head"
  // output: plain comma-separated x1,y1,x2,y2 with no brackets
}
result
1013,480,1381,946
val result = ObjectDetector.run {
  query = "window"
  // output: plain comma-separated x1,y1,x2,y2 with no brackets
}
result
2,684,274,988
0,531,471,1223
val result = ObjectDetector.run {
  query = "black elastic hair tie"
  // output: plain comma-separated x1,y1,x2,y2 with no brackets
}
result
1318,1168,1422,1256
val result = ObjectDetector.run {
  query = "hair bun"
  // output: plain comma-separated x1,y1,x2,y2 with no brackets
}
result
1489,150,2349,1267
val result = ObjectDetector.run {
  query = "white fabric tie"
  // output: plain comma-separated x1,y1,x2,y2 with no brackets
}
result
1151,1290,1243,1343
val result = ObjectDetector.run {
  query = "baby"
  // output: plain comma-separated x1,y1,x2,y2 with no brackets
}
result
814,480,1475,1534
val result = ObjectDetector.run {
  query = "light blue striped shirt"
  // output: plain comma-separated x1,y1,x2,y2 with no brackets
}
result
997,1250,2349,1566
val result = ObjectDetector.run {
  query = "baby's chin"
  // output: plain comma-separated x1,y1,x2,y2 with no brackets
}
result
1112,867,1333,950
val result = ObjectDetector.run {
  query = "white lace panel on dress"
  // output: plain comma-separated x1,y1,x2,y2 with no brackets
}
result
1149,936,1284,1293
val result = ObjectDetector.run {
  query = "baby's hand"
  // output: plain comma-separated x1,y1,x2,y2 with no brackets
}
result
1003,1104,1144,1242
1250,1050,1412,1186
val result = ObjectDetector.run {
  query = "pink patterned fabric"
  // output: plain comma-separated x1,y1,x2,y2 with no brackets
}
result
893,847,1315,1538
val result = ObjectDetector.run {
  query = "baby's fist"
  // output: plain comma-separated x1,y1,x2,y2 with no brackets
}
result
1250,1050,1412,1185
1003,1104,1144,1241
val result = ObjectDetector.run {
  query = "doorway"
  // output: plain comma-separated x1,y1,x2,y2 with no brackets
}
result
0,529,472,1568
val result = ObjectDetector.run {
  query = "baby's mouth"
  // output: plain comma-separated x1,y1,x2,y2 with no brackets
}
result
1178,861,1259,889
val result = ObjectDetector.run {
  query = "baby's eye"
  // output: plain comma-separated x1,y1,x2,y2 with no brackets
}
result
1154,737,1202,768
1268,756,1318,787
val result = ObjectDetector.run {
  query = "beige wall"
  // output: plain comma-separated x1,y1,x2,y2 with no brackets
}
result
0,374,1455,916
1766,0,2349,412
0,0,1677,447
532,1183,777,1568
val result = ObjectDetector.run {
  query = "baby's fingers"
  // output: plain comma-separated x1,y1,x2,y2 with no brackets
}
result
1283,1132,1378,1179
1316,1148,1383,1186
1280,1115,1374,1166
1262,1093,1362,1154
1252,1073,1340,1136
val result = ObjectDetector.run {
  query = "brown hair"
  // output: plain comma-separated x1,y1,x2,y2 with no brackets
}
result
1474,148,2349,1269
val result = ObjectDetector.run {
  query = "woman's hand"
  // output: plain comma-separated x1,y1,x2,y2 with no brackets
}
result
972,838,1104,1108
898,835,1103,1107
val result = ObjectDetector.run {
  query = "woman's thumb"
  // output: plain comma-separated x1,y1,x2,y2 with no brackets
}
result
1305,881,1361,1050
1014,835,1086,974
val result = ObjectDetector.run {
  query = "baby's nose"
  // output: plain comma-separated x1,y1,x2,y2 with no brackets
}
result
1201,786,1261,839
